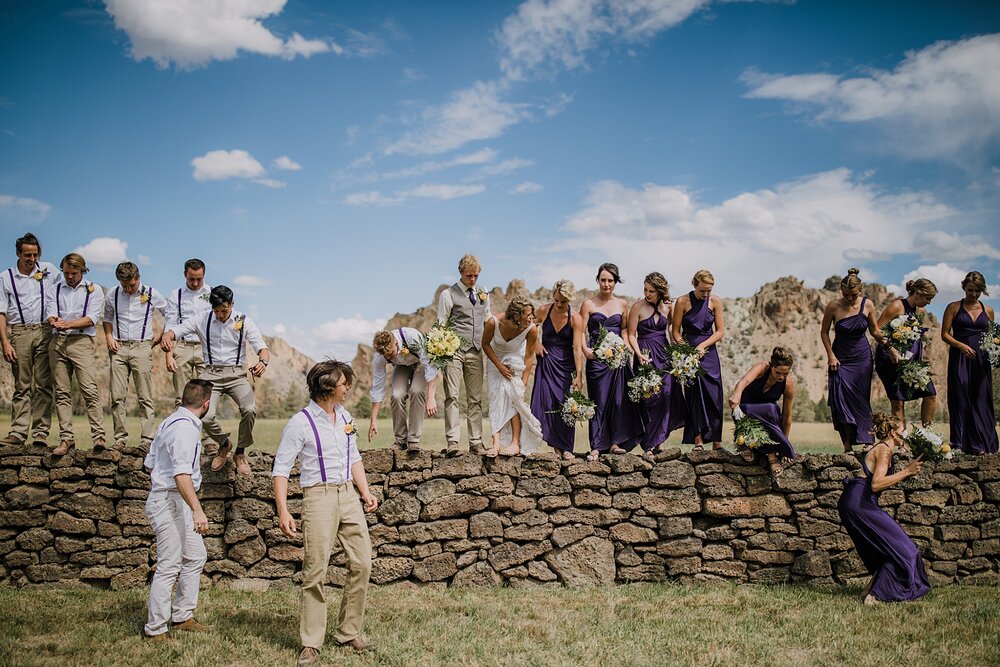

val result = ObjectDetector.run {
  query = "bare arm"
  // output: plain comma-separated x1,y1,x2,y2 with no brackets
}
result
876,300,905,362
625,301,647,363
941,302,976,359
580,299,595,359
670,295,689,345
482,318,512,379
522,326,538,386
696,296,725,351
728,362,767,408
820,301,837,368
868,445,922,493
865,300,886,343
571,312,585,391
534,304,551,356
781,376,795,437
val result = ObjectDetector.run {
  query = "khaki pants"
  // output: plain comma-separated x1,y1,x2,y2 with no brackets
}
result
109,340,156,445
443,347,484,448
144,489,206,636
171,341,204,408
200,365,256,449
49,334,105,443
300,483,372,648
390,365,428,446
7,324,53,443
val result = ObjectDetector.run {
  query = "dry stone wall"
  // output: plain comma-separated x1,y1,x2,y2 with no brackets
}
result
2,443,999,589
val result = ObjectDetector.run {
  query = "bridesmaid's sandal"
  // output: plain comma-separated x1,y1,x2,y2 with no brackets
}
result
769,462,784,478
690,443,705,452
561,450,576,461
609,445,628,455
862,594,880,606
586,450,600,462
485,446,500,458
739,448,755,462
499,446,520,457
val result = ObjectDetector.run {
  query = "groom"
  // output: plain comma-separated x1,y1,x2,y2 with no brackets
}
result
437,254,490,456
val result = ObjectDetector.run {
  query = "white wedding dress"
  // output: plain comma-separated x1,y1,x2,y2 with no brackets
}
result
486,318,543,454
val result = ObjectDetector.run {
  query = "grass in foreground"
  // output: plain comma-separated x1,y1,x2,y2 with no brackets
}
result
0,584,997,667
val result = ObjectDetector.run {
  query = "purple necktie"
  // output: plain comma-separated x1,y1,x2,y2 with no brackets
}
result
468,288,476,305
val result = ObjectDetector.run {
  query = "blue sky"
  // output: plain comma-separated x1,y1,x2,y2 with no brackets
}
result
2,0,999,360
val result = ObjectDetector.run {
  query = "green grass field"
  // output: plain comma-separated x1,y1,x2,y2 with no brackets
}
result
0,584,997,667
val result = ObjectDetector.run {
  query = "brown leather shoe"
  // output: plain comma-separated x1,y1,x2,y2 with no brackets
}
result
92,439,107,452
297,646,320,666
1,433,25,446
445,443,460,457
210,440,232,472
406,441,421,452
142,630,175,642
233,452,252,476
337,636,370,653
172,617,210,632
52,439,75,456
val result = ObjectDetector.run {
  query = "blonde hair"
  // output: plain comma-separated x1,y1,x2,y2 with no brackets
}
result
553,279,575,301
871,412,900,442
372,331,395,356
458,254,481,274
692,269,715,287
644,272,670,305
905,278,938,299
962,271,989,296
60,252,89,273
506,296,534,327
841,268,862,290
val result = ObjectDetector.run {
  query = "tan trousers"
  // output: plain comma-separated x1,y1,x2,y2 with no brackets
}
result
109,341,156,445
390,364,428,446
300,483,372,648
171,341,204,408
49,334,105,442
7,324,53,443
200,365,256,449
443,347,484,448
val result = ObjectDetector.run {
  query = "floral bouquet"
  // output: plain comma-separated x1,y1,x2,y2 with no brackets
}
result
555,388,596,427
733,414,776,451
627,360,664,403
592,325,630,369
897,358,932,393
880,313,926,355
409,319,470,371
903,425,953,462
982,321,1000,369
664,340,704,387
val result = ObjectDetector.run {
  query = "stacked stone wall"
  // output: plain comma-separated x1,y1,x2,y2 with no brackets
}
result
1,443,998,589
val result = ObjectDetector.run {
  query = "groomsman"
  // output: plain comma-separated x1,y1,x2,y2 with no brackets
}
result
164,259,211,410
103,261,167,450
438,254,490,456
142,379,212,641
46,253,106,454
161,285,268,476
273,360,378,662
367,328,438,451
0,233,59,446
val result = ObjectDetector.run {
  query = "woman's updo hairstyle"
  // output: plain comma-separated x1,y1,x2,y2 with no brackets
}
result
871,412,900,442
596,263,622,284
505,296,534,327
961,271,989,296
553,279,576,301
691,269,715,287
841,268,862,290
644,272,670,306
905,278,938,299
769,346,794,368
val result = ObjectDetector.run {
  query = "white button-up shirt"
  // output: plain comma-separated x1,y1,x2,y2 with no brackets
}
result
168,310,267,366
103,284,168,341
45,281,105,337
370,326,438,403
144,407,203,493
165,285,212,343
0,261,60,324
272,401,361,488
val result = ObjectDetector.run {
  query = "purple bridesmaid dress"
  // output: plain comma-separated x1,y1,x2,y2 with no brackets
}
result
586,312,642,452
838,451,930,602
530,308,576,453
635,310,685,450
947,304,999,454
828,297,875,445
739,371,796,459
875,298,937,401
680,292,724,444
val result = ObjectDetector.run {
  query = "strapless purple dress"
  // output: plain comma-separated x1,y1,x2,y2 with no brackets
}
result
635,310,685,450
586,312,641,451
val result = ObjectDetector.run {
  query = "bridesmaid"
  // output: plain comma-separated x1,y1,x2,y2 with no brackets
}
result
875,278,938,431
580,263,642,462
671,269,725,450
941,271,998,455
838,412,929,604
531,280,586,461
820,268,887,453
625,272,685,455
727,347,797,477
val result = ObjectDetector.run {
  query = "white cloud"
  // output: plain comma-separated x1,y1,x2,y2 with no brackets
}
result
344,183,486,206
385,80,532,155
0,195,51,223
842,249,889,263
498,0,710,80
341,148,501,187
103,0,342,69
886,262,975,303
476,157,534,178
252,178,287,189
73,237,129,268
272,155,302,171
232,274,272,287
512,181,543,194
912,230,1000,261
344,191,401,206
742,34,1000,159
539,168,958,296
282,315,389,361
191,149,265,181
137,254,151,266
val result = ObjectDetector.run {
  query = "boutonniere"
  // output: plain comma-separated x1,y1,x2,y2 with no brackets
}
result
86,283,95,293
139,288,150,304
344,418,356,437
33,268,50,281
233,314,246,332
200,293,211,302
400,345,410,357
476,287,488,303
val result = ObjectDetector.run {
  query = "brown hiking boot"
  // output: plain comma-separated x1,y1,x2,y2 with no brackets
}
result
52,440,75,456
172,617,210,632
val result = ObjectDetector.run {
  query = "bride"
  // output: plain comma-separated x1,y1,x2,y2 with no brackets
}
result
483,296,544,457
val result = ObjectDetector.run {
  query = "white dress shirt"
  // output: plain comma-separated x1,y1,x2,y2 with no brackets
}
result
370,326,437,403
169,310,267,366
165,284,212,343
272,401,360,487
103,283,168,341
0,261,60,324
144,407,203,492
45,281,106,337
